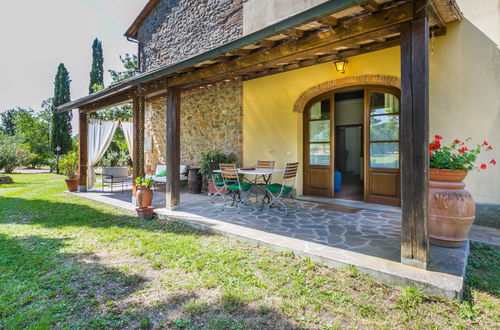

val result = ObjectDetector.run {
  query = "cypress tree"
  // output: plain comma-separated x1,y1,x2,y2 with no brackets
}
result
51,63,73,156
89,38,104,93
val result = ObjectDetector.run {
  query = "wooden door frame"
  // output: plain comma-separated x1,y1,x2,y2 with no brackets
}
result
302,84,401,204
303,94,335,197
363,86,401,206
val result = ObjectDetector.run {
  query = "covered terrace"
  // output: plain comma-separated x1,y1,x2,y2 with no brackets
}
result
58,0,462,273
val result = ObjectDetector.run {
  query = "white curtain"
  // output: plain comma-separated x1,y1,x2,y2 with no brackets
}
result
121,121,134,159
87,119,118,189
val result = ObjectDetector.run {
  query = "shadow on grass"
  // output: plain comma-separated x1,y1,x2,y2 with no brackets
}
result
140,291,298,329
0,195,212,238
0,231,297,329
0,233,147,328
463,242,500,301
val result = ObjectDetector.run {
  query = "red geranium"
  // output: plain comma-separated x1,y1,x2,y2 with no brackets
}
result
430,135,495,171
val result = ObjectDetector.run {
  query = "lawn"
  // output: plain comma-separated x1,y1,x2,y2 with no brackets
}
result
0,174,498,329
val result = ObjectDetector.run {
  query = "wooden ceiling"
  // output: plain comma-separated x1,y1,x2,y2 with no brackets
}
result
68,0,460,113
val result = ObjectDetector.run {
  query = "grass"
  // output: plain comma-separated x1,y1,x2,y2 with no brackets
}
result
0,173,498,329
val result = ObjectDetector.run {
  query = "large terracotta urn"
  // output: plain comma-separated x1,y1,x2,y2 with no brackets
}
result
429,169,475,248
136,187,153,208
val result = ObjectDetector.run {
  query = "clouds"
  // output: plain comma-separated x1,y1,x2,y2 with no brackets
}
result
0,0,148,112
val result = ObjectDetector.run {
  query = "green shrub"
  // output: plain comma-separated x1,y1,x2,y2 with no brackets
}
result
0,135,30,173
59,152,79,178
199,149,230,179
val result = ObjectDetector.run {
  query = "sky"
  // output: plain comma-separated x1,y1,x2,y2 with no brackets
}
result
0,0,148,115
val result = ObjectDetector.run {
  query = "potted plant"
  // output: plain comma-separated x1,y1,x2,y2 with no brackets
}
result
429,135,496,247
135,177,154,219
59,152,79,192
199,149,230,195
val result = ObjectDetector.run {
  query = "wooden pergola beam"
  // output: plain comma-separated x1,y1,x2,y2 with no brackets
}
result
400,0,429,269
167,1,413,88
132,93,146,202
78,111,88,192
165,88,181,209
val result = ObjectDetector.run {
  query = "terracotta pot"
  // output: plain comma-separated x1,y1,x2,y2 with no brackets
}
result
65,178,78,192
136,187,153,207
207,181,226,196
136,206,154,220
429,169,475,248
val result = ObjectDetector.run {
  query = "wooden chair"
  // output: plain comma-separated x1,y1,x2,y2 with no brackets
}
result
264,162,299,215
208,162,227,204
220,164,255,213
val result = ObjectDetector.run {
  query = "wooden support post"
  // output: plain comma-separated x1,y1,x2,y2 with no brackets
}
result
132,93,146,203
400,1,429,269
166,88,181,209
78,111,88,192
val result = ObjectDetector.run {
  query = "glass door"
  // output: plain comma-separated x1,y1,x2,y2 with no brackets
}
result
303,96,334,197
365,89,401,206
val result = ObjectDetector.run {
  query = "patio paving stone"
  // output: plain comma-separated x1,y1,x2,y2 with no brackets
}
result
75,188,471,299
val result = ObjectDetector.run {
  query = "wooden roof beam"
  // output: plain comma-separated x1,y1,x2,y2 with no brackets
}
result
360,0,380,13
316,15,338,27
167,2,413,87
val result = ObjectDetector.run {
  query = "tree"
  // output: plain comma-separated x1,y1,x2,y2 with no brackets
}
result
89,38,104,94
108,53,138,83
51,63,73,156
14,108,51,167
1,108,29,136
91,53,138,120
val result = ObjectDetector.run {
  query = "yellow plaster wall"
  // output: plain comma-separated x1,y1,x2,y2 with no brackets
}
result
243,47,401,195
243,21,500,203
429,20,500,204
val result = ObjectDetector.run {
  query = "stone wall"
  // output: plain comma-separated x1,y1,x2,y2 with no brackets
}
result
136,0,243,71
145,82,243,167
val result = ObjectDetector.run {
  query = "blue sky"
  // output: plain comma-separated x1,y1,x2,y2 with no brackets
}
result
0,0,148,114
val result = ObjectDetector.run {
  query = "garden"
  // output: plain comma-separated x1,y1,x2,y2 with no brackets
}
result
0,173,498,329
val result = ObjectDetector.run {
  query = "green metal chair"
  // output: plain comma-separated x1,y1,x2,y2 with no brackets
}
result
264,162,299,215
220,164,255,213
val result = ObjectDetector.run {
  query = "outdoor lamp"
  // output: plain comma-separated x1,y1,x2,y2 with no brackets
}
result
334,59,348,73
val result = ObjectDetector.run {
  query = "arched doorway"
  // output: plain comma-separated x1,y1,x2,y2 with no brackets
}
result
300,78,401,206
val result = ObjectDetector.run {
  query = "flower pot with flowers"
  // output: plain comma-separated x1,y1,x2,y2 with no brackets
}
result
135,177,154,219
59,152,79,192
429,135,496,247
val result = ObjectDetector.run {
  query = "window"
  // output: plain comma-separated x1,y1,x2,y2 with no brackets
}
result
369,92,400,168
308,98,330,165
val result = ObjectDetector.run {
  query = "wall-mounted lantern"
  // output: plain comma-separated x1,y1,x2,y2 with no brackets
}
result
334,59,348,73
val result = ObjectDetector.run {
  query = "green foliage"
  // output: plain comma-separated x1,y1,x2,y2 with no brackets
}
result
135,177,153,188
89,38,104,94
12,108,51,167
465,242,499,296
0,108,27,136
59,152,78,178
90,53,138,121
0,135,31,173
199,149,231,179
108,53,138,83
51,63,73,155
397,287,425,314
97,128,131,167
430,135,496,170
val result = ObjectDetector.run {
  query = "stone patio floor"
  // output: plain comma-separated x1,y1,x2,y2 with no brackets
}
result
75,186,475,299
